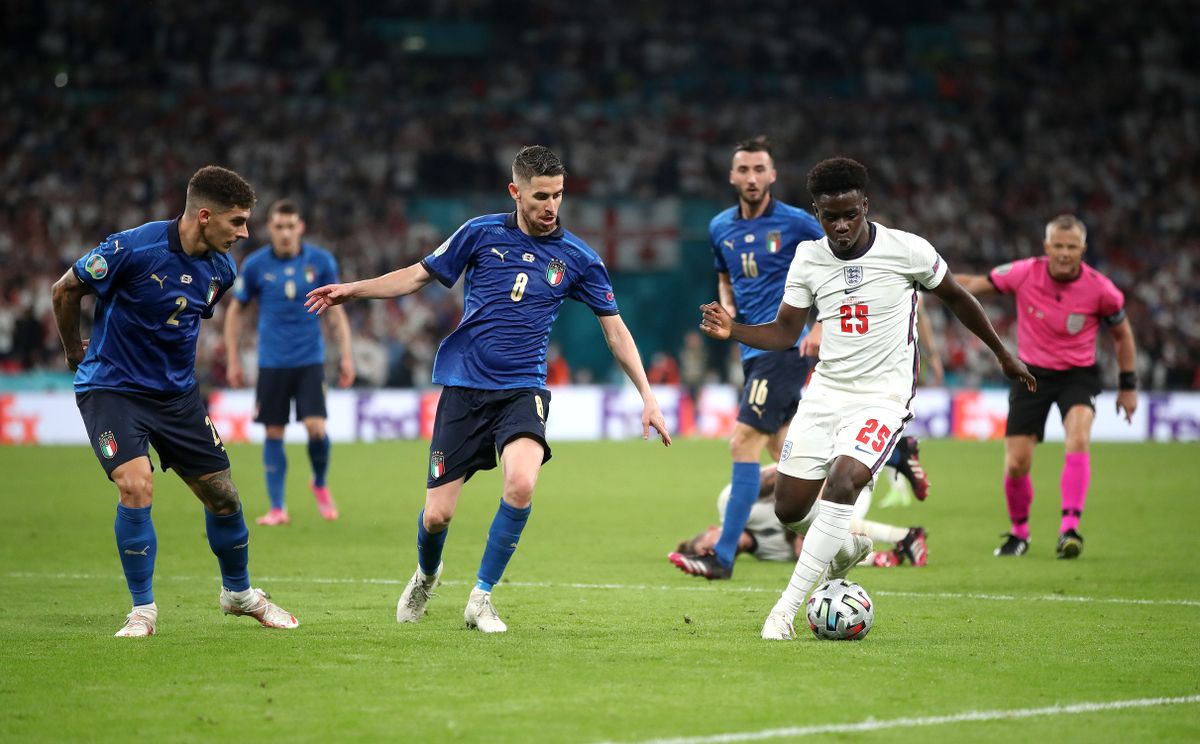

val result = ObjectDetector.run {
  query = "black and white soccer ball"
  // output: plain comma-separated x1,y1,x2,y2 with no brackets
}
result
805,579,874,640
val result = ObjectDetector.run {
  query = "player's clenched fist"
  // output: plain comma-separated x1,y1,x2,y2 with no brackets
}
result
700,302,732,340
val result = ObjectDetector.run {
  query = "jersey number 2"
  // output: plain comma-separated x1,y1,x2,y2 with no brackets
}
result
839,303,868,334
855,418,891,453
165,296,187,326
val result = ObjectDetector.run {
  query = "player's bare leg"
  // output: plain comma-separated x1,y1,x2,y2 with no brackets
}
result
304,416,338,521
997,435,1036,556
398,477,464,623
185,470,298,629
112,457,158,637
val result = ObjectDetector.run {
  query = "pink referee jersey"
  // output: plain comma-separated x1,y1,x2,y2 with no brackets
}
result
989,256,1125,370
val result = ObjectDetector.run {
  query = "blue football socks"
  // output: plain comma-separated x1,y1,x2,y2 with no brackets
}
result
263,437,287,510
308,435,331,488
416,510,448,576
476,499,531,592
713,461,762,568
205,509,250,592
115,504,156,605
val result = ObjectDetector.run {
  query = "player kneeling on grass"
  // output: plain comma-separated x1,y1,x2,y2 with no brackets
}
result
699,157,1035,640
306,146,672,633
676,460,929,571
51,166,298,637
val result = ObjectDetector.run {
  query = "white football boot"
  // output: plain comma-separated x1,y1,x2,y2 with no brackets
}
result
760,608,796,641
464,587,507,633
396,563,443,623
114,603,157,637
219,587,299,629
827,534,874,581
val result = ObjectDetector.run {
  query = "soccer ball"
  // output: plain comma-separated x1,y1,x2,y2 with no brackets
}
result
805,579,874,640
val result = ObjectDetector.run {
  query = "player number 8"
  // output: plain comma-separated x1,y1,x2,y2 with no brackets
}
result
511,272,528,302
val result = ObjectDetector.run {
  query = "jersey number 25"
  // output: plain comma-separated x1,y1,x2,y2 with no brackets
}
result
839,303,868,334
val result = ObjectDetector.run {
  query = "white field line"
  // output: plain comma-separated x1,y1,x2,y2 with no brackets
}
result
602,695,1200,744
5,571,1200,608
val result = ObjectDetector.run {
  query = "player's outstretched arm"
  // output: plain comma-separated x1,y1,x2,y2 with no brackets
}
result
223,298,248,387
597,314,672,446
699,299,808,351
325,305,356,387
305,262,435,315
954,273,998,297
716,272,738,318
915,295,945,385
50,268,93,371
930,271,1036,391
1110,318,1139,423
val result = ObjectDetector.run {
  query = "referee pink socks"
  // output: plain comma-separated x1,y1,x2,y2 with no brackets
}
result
1004,474,1033,540
1060,452,1090,533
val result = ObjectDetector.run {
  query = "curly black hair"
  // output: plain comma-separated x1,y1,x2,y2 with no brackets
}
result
186,165,257,213
806,157,869,200
512,145,567,182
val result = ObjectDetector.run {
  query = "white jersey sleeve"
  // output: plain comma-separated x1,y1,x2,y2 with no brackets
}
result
782,241,817,308
903,233,948,290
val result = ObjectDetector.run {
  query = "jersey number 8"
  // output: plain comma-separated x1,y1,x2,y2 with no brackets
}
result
511,272,528,302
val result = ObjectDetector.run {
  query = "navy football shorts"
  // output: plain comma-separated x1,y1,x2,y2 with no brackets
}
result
76,386,231,479
426,386,552,488
1006,363,1101,441
255,364,327,425
736,350,808,434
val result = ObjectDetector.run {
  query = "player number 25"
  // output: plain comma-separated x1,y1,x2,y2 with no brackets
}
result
855,418,891,453
839,303,868,334
511,272,529,302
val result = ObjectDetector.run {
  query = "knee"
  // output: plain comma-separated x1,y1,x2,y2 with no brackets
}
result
1064,436,1089,454
305,421,327,440
1004,456,1032,478
114,472,154,508
822,476,858,506
729,428,765,461
423,506,454,531
503,474,536,508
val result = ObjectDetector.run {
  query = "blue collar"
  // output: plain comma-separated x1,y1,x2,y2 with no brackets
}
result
505,211,565,239
733,197,777,221
168,217,184,253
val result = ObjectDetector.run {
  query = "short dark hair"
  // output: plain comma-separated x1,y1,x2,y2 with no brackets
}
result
186,166,256,213
512,145,567,183
806,157,870,200
733,135,772,160
268,199,301,219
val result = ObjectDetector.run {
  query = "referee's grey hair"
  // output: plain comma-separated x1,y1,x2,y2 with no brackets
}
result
1045,214,1087,243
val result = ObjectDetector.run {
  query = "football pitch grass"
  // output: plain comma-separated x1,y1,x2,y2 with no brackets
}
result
2,439,1198,743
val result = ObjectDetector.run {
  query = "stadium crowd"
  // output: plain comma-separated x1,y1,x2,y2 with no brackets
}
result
2,0,1197,389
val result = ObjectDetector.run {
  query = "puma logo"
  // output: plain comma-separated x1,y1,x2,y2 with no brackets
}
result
124,545,150,556
723,240,734,249
490,247,508,261
751,404,764,417
232,542,249,550
113,240,123,252
150,274,166,289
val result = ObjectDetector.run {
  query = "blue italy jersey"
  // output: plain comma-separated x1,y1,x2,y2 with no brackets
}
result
710,199,823,360
73,218,237,393
234,242,339,368
421,212,620,390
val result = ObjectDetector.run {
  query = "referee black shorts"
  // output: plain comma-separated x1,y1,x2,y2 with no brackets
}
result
1005,363,1101,441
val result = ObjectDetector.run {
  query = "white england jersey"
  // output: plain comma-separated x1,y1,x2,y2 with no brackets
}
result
783,222,947,402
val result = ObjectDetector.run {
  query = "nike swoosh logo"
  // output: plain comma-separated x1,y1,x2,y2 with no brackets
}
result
844,287,858,294
854,444,875,455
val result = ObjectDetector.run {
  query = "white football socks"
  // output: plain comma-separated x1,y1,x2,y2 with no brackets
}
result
851,518,909,544
775,500,855,617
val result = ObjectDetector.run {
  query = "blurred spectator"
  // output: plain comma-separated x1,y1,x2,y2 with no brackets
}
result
546,342,570,386
647,352,681,385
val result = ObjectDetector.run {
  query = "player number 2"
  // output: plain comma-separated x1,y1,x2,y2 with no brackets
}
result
203,416,222,447
839,303,869,334
165,296,187,326
511,272,528,302
741,252,759,278
854,418,892,453
749,378,769,406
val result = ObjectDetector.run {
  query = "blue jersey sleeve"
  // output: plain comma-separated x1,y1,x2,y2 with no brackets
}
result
322,251,340,285
710,220,730,273
421,222,479,287
73,235,141,299
233,254,258,303
568,260,620,316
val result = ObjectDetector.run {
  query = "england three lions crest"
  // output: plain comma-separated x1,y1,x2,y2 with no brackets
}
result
844,265,864,288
